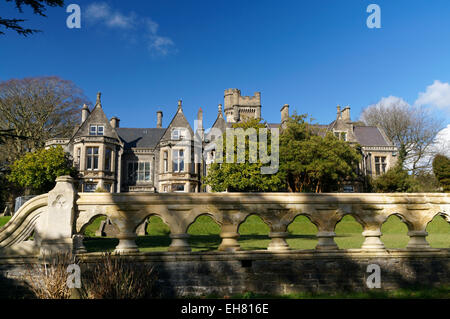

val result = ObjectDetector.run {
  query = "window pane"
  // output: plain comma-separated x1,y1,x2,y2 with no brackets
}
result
173,150,179,172
90,126,96,135
87,157,92,169
94,156,98,169
87,147,92,155
94,147,99,155
180,151,184,172
98,126,104,135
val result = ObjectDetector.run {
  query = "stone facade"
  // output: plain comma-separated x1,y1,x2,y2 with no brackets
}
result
45,89,397,193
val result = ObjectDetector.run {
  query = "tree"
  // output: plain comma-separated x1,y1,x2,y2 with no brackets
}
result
277,114,361,193
432,154,450,192
202,118,283,192
0,76,88,164
0,0,64,36
360,98,443,174
371,164,417,193
7,146,77,194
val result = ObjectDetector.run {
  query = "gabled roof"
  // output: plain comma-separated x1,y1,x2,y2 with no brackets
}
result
353,126,391,146
161,102,194,141
70,101,121,143
116,128,166,149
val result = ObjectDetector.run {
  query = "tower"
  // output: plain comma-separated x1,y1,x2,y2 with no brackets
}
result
223,89,261,123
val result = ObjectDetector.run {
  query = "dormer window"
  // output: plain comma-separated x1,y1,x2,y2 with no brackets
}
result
171,129,180,140
90,125,104,136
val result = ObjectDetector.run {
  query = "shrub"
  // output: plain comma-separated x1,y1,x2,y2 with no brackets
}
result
82,253,157,299
27,252,77,299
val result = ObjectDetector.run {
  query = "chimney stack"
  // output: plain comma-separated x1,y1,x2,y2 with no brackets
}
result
281,104,289,128
336,105,341,120
156,111,163,128
81,104,90,123
110,116,120,128
341,106,351,121
197,107,204,140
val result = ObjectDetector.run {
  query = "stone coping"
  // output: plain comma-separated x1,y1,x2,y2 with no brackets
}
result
1,248,448,265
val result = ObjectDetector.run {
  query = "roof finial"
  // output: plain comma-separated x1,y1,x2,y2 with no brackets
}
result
177,99,182,110
96,92,102,107
218,104,222,114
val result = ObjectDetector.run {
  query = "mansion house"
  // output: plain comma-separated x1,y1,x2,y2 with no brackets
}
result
45,89,398,193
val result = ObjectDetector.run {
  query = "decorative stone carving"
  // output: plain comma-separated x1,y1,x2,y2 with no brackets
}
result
40,176,76,256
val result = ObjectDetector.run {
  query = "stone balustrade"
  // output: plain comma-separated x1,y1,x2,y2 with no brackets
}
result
0,176,449,256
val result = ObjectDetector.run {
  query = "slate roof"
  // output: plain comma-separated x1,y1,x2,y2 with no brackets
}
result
116,128,166,149
353,126,391,146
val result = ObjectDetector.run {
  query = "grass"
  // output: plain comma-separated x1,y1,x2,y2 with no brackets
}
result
210,285,450,299
0,216,11,228
1,213,448,253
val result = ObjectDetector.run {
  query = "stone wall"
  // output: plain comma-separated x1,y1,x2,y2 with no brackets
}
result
1,250,449,298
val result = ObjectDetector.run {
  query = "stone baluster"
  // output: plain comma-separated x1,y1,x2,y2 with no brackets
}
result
267,209,291,252
73,234,87,254
114,232,139,253
403,208,437,250
218,209,242,251
268,230,290,252
406,230,430,249
316,231,339,250
361,229,385,250
111,214,139,254
167,208,192,252
168,233,191,252
308,209,343,251
357,208,387,250
218,223,241,251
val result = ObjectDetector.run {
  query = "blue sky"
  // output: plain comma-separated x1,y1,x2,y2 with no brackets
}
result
1,0,450,133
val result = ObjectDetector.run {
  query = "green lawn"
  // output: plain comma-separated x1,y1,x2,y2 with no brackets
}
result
1,213,448,253
0,216,11,228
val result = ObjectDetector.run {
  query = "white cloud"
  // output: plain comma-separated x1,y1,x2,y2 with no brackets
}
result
415,80,450,110
148,35,175,56
373,95,410,109
84,2,174,56
433,124,450,157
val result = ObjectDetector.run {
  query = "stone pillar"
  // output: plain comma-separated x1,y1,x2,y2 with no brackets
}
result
73,234,87,253
110,214,139,254
308,210,342,251
407,231,430,249
268,231,290,252
168,233,191,252
361,229,385,250
114,232,139,254
218,223,240,251
316,231,338,250
40,176,76,256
